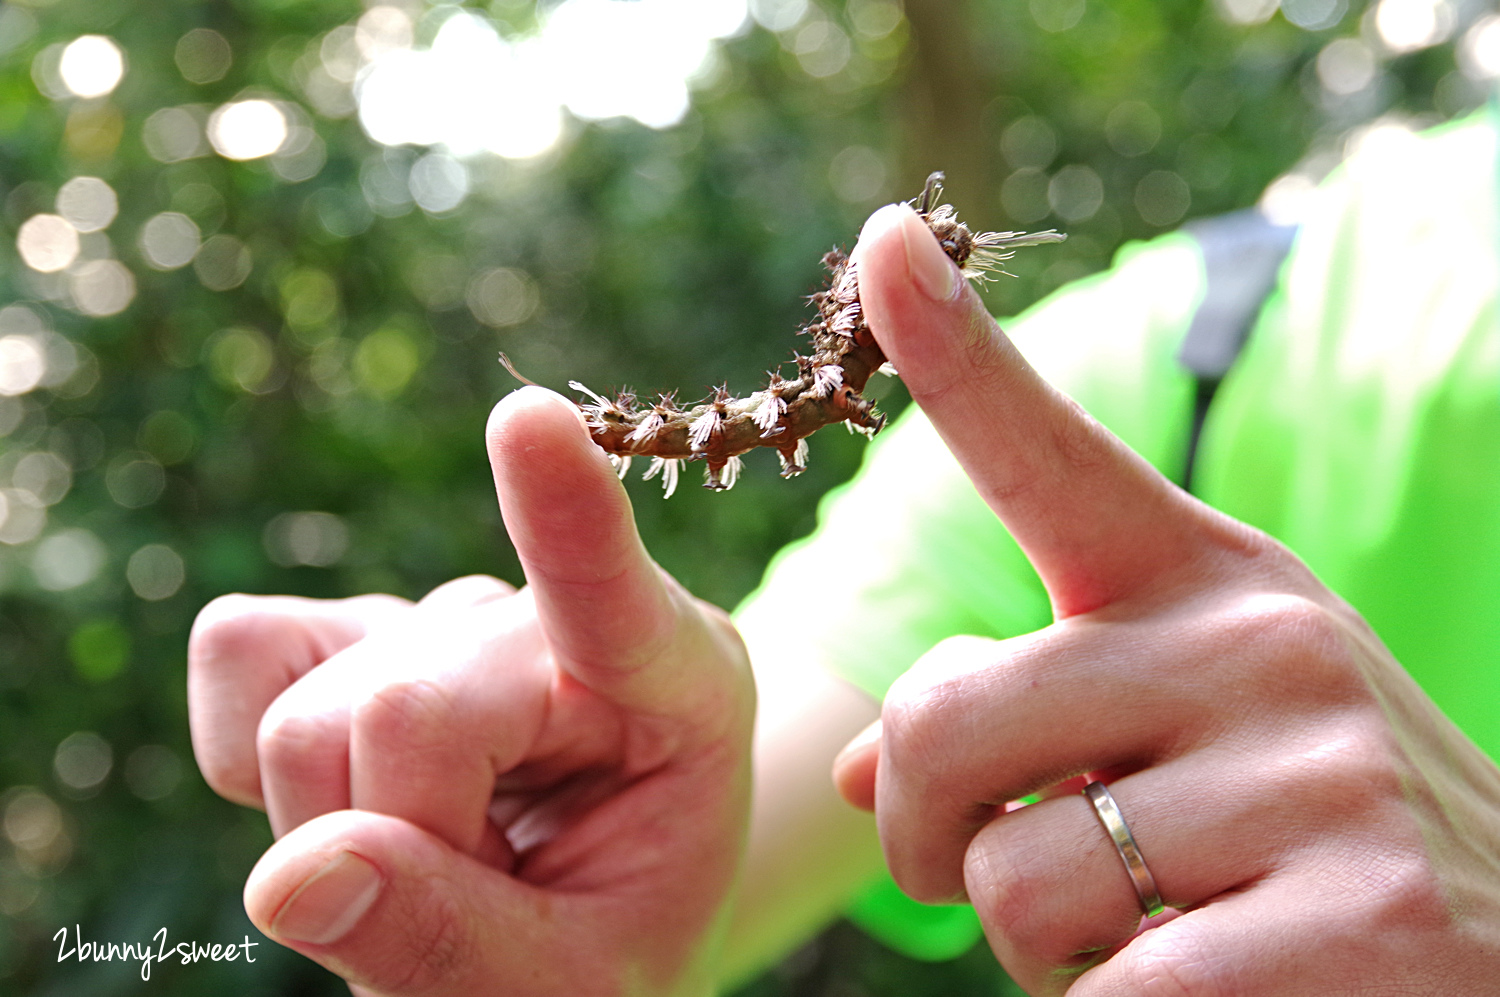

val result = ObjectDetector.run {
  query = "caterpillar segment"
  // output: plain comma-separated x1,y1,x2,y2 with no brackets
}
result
503,172,1065,496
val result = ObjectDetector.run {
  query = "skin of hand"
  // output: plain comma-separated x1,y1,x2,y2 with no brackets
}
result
830,203,1500,995
187,387,754,997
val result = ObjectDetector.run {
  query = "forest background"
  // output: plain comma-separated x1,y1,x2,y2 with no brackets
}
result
1,0,1495,993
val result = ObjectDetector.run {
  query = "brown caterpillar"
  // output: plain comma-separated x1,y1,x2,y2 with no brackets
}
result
501,172,1065,496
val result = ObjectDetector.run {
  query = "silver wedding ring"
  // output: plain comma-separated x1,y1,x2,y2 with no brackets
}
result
1083,781,1165,919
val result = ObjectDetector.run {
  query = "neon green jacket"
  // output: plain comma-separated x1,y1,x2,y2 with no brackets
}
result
734,107,1500,959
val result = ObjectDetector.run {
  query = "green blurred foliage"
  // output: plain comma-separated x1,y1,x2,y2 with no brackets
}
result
0,0,1488,992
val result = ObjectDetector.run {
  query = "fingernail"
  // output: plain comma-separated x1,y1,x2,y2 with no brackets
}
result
270,851,383,946
899,208,957,302
854,202,907,262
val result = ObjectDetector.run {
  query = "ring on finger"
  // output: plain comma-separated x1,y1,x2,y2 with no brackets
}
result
1083,780,1165,919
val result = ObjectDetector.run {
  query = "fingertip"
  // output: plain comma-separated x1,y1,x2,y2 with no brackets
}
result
486,384,591,453
245,811,373,941
852,202,917,265
832,720,881,812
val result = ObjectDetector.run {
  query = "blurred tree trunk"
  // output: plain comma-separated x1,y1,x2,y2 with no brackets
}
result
898,0,1000,228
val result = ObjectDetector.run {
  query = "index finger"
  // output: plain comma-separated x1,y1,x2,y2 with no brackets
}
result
486,386,736,715
188,592,410,808
853,204,1255,617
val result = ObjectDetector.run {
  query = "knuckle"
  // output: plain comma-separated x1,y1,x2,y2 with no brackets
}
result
1307,723,1403,804
882,635,1006,811
353,679,460,752
1232,593,1344,651
966,825,1052,952
967,815,1120,968
417,575,513,610
884,635,998,752
1214,593,1364,698
1349,850,1450,933
1047,397,1114,479
195,743,258,805
257,709,342,780
1131,950,1226,997
881,671,965,778
189,594,276,667
1116,926,1233,997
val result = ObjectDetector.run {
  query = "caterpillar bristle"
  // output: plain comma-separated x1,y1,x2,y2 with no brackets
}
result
499,171,1064,497
643,456,681,498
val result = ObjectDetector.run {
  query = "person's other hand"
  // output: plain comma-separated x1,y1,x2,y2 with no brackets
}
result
188,387,753,997
832,203,1500,994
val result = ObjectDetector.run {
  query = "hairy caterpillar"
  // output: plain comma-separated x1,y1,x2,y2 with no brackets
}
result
501,172,1065,496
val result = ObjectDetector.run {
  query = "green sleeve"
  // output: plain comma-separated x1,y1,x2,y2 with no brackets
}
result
732,232,1207,960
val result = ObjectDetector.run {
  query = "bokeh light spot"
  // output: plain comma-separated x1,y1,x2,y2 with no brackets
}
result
1001,168,1051,224
175,28,233,84
70,260,136,318
1136,170,1192,227
54,732,112,793
1375,0,1452,54
1460,15,1500,80
1030,0,1085,33
125,746,182,801
3,789,62,851
194,234,252,291
408,152,469,214
58,35,125,99
68,620,129,682
264,511,349,568
138,410,198,465
356,5,414,60
0,490,46,545
208,99,288,160
1281,0,1348,31
829,145,887,203
138,212,201,270
1049,165,1104,223
1214,0,1280,25
0,6,37,58
17,214,80,273
32,528,106,591
105,454,166,508
354,326,420,398
206,327,275,393
280,269,340,341
143,106,207,162
793,18,851,78
56,177,117,233
1318,38,1377,95
467,268,540,328
272,132,327,183
356,2,745,158
1105,101,1163,158
1001,116,1058,170
849,0,903,39
750,0,807,32
126,544,185,601
0,336,46,395
12,452,71,507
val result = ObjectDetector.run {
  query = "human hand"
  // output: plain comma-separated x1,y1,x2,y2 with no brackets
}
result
188,387,754,997
831,203,1500,994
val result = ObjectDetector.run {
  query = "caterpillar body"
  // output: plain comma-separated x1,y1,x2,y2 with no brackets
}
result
502,172,1065,497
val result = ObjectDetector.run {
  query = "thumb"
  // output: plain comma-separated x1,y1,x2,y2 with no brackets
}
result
246,810,573,996
853,203,1238,617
